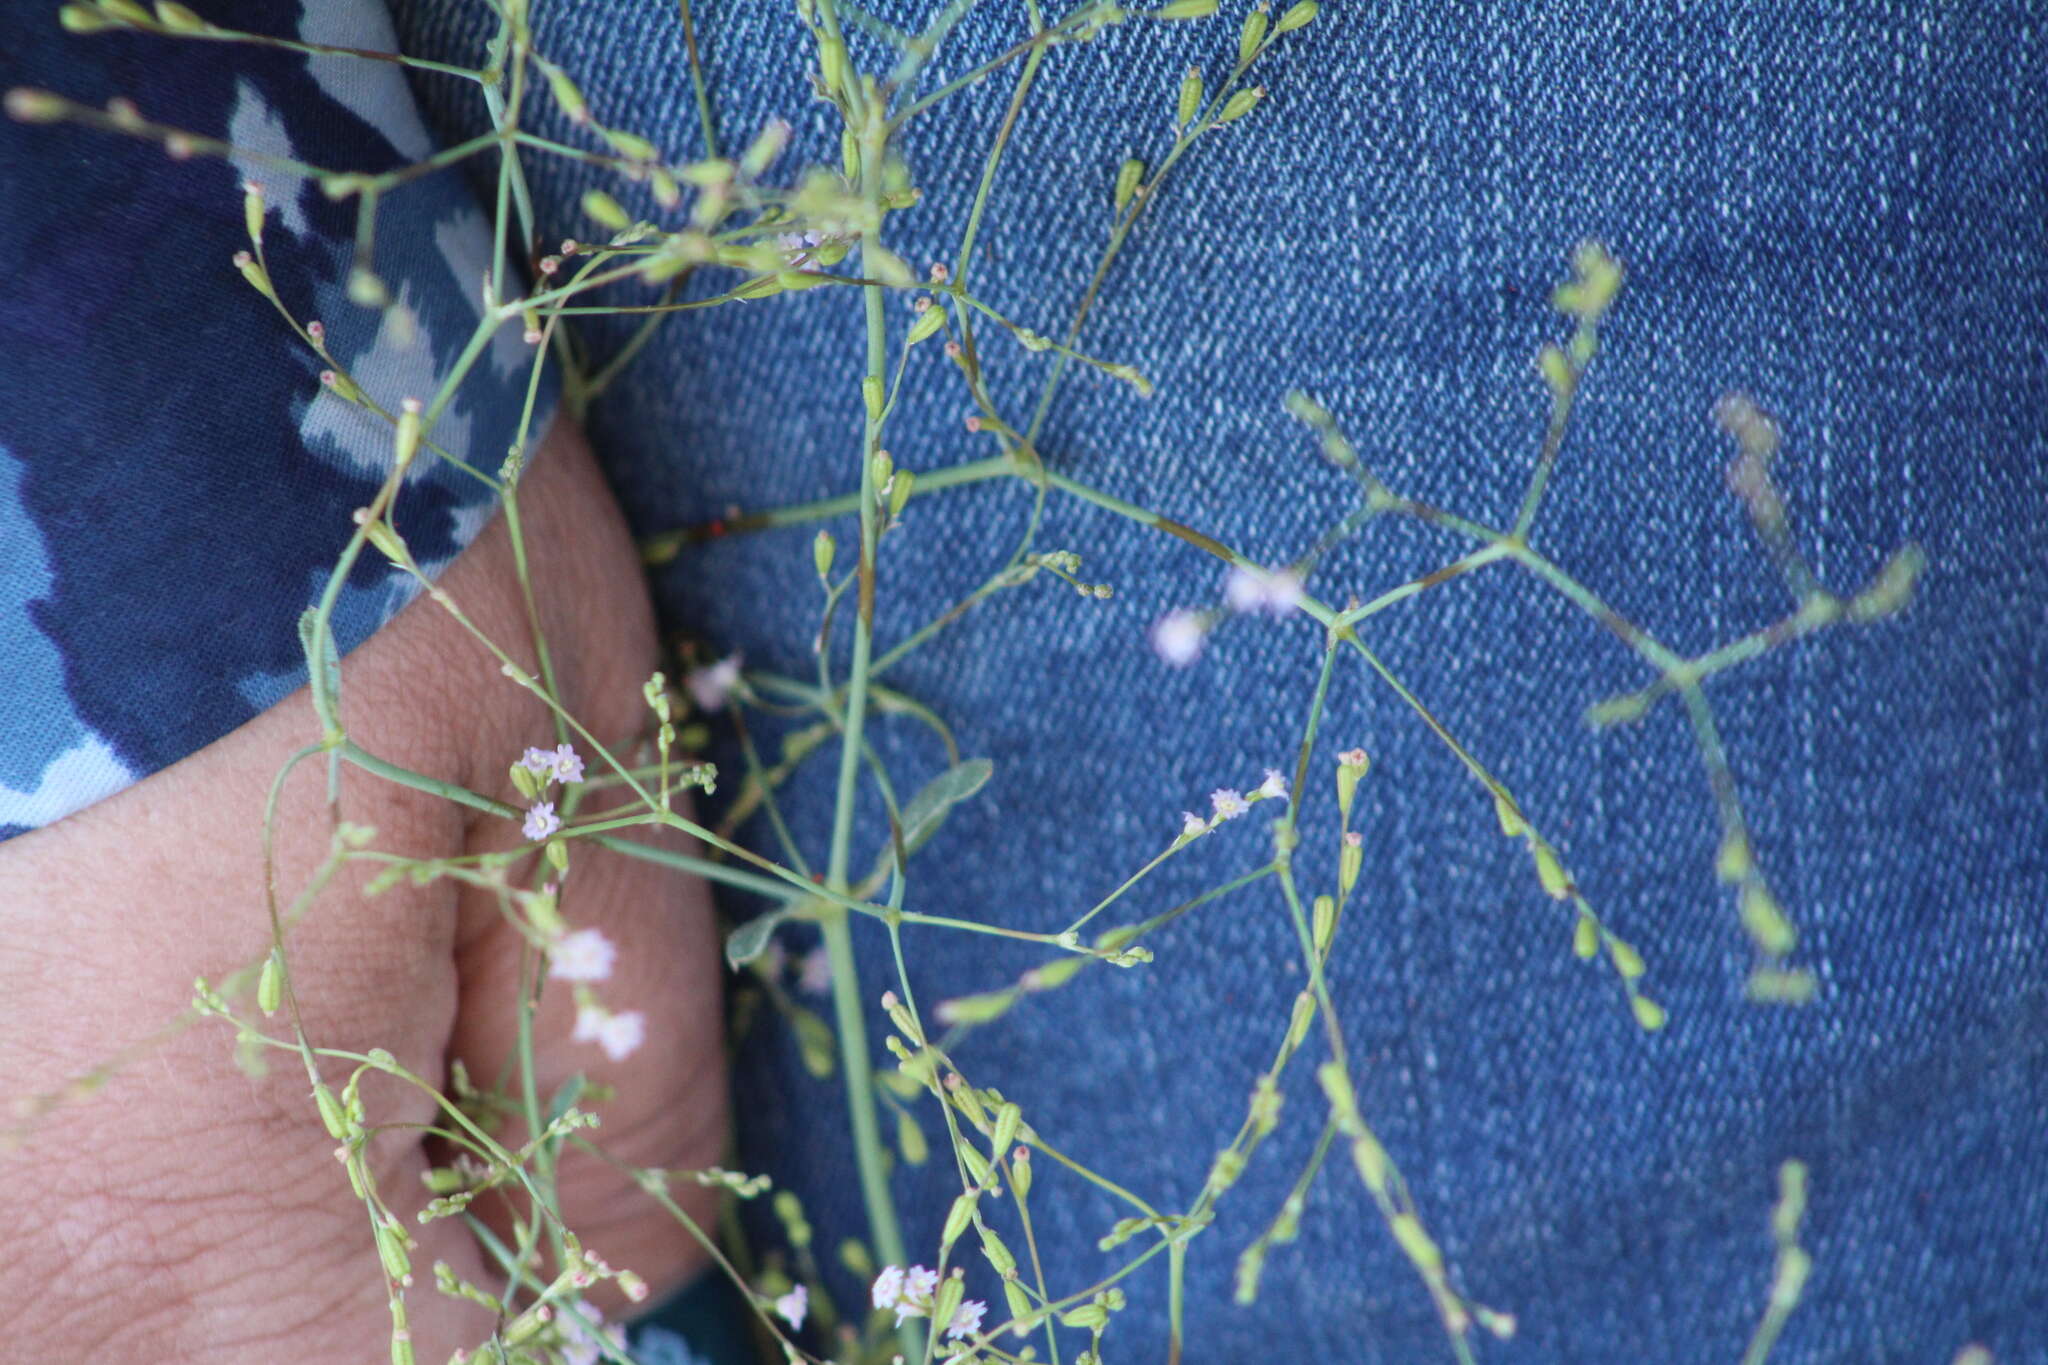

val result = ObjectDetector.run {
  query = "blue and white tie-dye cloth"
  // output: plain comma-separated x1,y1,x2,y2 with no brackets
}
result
0,2,550,839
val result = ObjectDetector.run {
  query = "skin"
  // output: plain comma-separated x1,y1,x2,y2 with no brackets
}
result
0,419,725,1363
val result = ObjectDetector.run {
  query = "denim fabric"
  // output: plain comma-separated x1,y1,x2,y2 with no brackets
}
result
387,4,2048,1361
0,1,548,838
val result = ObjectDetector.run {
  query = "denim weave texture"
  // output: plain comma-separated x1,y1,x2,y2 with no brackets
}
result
385,3,2048,1361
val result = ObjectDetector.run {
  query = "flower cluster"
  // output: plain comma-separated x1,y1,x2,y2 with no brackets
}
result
513,742,585,842
1223,564,1304,616
1179,768,1290,840
871,1265,985,1340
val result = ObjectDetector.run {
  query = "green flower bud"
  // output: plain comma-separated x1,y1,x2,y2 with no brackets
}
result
581,189,629,231
907,303,946,345
242,179,266,248
942,1190,979,1249
1572,911,1598,961
990,1102,1022,1157
1335,747,1369,819
313,1083,349,1140
1237,3,1269,66
257,950,282,1016
543,63,589,124
1274,0,1318,32
1114,157,1144,212
1630,994,1668,1031
605,128,658,162
1311,894,1336,956
1219,86,1265,124
1338,831,1363,897
888,467,916,518
154,1,206,29
1176,66,1204,128
1531,840,1571,899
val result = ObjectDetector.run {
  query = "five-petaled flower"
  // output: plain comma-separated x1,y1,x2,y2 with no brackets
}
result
523,801,561,841
774,1284,808,1330
946,1298,987,1341
549,928,616,983
870,1266,905,1312
1210,789,1248,821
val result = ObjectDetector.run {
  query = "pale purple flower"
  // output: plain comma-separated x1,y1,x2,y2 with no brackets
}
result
573,1005,646,1061
1255,768,1289,800
549,743,585,784
596,1010,646,1061
1224,565,1304,616
1150,609,1206,667
902,1265,940,1309
686,654,744,713
946,1298,987,1341
1210,789,1248,821
797,946,832,996
778,228,826,270
1181,810,1208,839
560,1300,624,1365
774,1284,808,1330
523,801,561,841
871,1265,907,1313
519,746,557,775
549,928,617,983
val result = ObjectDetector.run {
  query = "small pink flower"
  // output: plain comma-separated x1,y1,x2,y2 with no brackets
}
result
871,1265,906,1312
946,1298,987,1340
1181,810,1208,839
519,746,556,774
774,1283,808,1330
686,654,744,713
550,743,585,784
797,946,833,996
549,928,616,983
573,1005,645,1060
902,1265,939,1308
596,1011,645,1061
1150,609,1206,667
1255,768,1288,800
523,801,561,841
1224,565,1304,616
1210,789,1248,821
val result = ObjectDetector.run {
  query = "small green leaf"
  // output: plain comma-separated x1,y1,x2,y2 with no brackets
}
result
725,907,793,970
889,758,994,868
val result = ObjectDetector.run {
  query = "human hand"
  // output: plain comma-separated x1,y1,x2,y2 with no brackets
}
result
1,418,725,1363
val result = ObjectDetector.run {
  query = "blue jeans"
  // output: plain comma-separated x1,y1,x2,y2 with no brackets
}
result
392,4,2048,1360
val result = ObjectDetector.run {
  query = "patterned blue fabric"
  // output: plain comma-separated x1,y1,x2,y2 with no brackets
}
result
0,1,549,838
